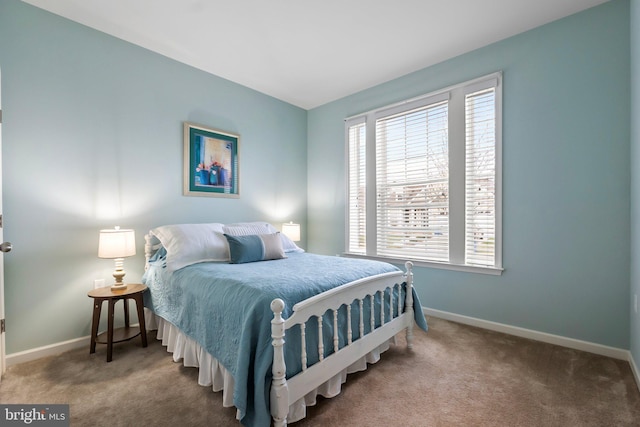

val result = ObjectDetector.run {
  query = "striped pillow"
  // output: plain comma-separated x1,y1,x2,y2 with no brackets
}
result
224,233,286,264
223,222,304,253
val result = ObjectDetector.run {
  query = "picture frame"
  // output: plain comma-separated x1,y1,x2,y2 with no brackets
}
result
183,122,239,197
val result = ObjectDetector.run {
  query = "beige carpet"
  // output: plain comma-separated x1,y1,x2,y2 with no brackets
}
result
1,317,639,426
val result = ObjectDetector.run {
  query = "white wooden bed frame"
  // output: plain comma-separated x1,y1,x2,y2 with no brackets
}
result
144,233,416,426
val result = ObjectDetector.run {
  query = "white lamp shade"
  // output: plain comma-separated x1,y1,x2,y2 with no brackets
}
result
98,227,136,259
282,222,300,242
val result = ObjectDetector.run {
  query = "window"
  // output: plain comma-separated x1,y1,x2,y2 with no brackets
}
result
348,120,367,254
346,73,502,274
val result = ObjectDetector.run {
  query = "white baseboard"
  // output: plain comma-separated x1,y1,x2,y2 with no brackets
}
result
6,322,144,367
424,307,630,360
6,335,91,367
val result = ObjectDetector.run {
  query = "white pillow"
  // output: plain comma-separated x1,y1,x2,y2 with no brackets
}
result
279,234,304,253
151,223,229,272
223,221,304,253
223,221,272,236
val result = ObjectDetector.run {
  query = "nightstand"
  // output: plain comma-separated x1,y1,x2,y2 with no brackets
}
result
87,283,148,362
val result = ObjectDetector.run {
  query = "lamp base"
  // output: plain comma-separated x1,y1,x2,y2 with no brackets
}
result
111,262,127,290
111,283,128,291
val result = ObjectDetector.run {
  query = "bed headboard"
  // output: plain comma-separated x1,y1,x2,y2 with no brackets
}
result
144,232,162,271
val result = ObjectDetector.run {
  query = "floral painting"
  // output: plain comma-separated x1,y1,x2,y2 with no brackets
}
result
183,122,239,197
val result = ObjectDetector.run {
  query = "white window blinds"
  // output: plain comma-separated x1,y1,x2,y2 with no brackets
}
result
345,72,502,274
375,101,449,262
465,87,496,266
347,121,367,254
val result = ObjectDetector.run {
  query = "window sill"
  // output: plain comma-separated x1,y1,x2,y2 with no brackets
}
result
342,253,504,276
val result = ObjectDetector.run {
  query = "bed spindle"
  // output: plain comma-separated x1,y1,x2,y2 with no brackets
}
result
332,309,339,353
300,322,307,371
347,304,352,345
379,290,384,326
317,316,324,361
370,294,375,333
397,283,402,320
358,298,364,339
405,261,415,349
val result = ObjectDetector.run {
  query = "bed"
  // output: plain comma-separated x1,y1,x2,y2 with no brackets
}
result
141,221,427,426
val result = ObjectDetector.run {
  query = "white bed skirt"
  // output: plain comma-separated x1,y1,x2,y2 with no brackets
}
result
144,308,396,424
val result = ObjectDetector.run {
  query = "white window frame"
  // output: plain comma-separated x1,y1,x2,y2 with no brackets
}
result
345,72,503,275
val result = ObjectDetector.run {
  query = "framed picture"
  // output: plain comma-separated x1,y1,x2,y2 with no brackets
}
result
183,122,239,197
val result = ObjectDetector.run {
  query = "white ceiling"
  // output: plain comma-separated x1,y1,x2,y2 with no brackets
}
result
22,0,609,110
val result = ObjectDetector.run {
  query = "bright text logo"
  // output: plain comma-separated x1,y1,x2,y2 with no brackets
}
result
1,405,69,426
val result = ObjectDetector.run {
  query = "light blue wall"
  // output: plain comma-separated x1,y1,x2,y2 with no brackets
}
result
0,0,307,353
0,0,633,356
631,0,640,368
308,0,631,348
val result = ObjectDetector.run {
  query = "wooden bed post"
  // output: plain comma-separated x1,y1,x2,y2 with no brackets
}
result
271,298,289,427
404,261,415,349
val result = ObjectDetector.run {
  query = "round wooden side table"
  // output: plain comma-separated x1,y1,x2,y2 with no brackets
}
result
87,283,148,362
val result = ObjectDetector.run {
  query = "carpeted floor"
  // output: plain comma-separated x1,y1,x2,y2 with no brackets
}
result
1,317,639,426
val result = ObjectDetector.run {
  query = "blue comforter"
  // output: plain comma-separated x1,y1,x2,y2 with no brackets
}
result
142,252,427,427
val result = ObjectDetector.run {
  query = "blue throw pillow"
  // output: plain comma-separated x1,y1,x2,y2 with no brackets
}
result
224,233,286,264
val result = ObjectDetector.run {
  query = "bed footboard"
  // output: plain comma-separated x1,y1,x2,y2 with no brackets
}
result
270,261,415,427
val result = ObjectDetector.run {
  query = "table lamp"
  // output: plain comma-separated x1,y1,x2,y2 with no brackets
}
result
282,221,301,242
98,226,136,290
